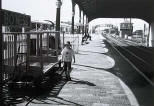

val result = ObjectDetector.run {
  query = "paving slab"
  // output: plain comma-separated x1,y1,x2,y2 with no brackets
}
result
27,34,139,106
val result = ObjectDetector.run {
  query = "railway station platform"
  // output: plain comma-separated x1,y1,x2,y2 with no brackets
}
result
16,34,140,106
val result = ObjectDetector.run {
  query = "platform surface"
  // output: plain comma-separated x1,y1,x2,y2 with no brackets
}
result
17,34,139,106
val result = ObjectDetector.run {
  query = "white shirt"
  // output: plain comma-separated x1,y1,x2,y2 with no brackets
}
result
61,47,75,62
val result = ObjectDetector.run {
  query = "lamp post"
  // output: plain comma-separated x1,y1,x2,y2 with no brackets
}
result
55,0,62,56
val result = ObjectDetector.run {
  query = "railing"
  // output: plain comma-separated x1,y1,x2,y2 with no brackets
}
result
2,31,61,82
2,31,80,83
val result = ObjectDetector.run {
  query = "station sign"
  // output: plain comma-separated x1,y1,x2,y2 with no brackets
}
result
2,9,31,27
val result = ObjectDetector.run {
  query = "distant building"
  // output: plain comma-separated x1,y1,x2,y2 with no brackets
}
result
120,20,133,38
95,24,118,35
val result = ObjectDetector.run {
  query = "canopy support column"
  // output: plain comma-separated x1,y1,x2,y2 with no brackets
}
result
79,8,81,34
150,22,154,47
71,0,75,34
86,17,89,34
82,12,85,36
85,15,87,36
55,0,62,55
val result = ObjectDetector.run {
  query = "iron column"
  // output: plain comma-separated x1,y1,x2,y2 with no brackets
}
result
147,24,151,47
82,12,84,36
79,8,81,34
55,0,62,54
86,17,89,35
87,17,89,33
85,15,87,36
71,0,75,34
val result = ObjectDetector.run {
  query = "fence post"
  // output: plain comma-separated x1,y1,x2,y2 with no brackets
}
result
55,32,59,61
11,36,14,66
37,33,40,56
47,33,49,56
26,33,30,71
8,36,10,65
40,33,43,71
63,31,65,48
14,34,17,67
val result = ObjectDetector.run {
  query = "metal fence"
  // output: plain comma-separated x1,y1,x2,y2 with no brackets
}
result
2,31,61,82
2,31,80,82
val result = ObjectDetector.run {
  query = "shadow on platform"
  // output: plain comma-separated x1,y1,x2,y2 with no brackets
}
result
2,73,72,106
70,78,96,86
79,50,107,54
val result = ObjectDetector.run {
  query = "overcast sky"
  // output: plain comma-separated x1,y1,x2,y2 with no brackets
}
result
2,0,148,31
2,0,73,22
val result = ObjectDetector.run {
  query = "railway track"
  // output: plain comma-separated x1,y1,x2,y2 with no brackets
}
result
104,35,154,80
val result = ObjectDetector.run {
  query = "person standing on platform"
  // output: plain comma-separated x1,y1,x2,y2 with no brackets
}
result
61,41,75,80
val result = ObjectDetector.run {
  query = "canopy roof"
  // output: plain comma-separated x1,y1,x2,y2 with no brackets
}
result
74,0,154,23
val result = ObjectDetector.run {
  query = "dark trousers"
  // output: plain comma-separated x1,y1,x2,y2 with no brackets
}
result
63,62,71,77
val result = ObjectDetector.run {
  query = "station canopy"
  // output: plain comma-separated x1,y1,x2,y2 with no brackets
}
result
73,0,154,23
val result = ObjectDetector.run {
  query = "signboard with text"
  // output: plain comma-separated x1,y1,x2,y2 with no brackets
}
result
2,9,31,27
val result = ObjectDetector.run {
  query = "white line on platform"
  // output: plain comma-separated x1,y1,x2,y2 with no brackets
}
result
118,78,139,106
108,40,154,87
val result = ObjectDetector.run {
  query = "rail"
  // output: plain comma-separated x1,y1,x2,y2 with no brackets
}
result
106,35,152,66
104,35,154,86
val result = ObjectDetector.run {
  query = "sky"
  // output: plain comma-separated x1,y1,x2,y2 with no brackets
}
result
89,18,149,31
2,0,149,31
2,0,57,22
2,0,75,22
